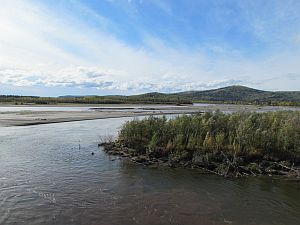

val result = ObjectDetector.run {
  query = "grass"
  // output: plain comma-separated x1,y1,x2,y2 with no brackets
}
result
117,111,300,163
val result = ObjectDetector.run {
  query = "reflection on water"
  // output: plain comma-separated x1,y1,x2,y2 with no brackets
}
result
0,117,299,225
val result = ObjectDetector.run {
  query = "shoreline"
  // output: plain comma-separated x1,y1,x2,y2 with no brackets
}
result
102,142,300,179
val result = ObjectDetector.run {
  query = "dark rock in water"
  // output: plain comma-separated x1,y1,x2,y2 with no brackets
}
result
91,152,95,155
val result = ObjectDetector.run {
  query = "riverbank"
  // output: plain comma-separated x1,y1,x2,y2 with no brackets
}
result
102,142,300,179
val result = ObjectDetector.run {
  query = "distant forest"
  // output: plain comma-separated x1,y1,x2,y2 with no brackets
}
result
1,86,299,106
0,94,190,105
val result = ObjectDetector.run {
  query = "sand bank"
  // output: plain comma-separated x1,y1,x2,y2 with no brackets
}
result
0,104,298,127
0,110,184,127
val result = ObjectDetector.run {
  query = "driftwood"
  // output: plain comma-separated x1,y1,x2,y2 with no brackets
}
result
273,162,295,171
272,162,300,177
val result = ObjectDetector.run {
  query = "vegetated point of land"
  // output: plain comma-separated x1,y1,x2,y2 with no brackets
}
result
101,111,300,178
1,85,300,106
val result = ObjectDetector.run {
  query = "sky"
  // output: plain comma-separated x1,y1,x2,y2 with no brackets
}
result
0,0,300,96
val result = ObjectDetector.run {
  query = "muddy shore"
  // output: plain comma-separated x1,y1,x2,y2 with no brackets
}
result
101,142,300,179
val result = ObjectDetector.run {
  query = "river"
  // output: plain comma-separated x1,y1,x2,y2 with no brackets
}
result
0,117,299,225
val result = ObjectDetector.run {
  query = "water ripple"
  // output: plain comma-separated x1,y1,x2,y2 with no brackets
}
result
0,117,299,225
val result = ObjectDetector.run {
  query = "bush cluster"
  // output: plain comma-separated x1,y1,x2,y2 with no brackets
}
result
118,111,300,162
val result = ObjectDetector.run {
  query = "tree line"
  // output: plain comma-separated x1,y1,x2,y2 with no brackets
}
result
0,95,191,105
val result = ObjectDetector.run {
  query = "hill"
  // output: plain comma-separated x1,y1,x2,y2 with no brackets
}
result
170,86,300,106
1,86,299,106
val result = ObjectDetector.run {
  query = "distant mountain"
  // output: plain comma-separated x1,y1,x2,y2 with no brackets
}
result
169,85,300,105
124,85,300,105
1,85,300,106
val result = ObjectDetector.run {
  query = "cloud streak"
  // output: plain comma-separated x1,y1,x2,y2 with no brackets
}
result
0,0,300,95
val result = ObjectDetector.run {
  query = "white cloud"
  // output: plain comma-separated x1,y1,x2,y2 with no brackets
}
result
0,0,210,90
0,0,299,94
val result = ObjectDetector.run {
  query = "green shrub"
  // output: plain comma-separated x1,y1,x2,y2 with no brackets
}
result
118,111,300,161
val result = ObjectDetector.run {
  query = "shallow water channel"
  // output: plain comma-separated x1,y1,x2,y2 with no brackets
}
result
0,117,299,225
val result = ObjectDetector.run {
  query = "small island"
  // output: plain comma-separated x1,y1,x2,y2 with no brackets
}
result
101,111,300,178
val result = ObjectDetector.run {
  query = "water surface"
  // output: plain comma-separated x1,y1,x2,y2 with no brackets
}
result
0,118,299,225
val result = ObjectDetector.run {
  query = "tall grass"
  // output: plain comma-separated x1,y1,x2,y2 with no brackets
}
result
118,111,300,162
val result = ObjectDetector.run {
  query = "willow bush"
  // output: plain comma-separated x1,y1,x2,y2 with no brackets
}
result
118,111,300,161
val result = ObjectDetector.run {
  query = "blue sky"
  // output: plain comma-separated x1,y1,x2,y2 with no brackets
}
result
0,0,300,96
